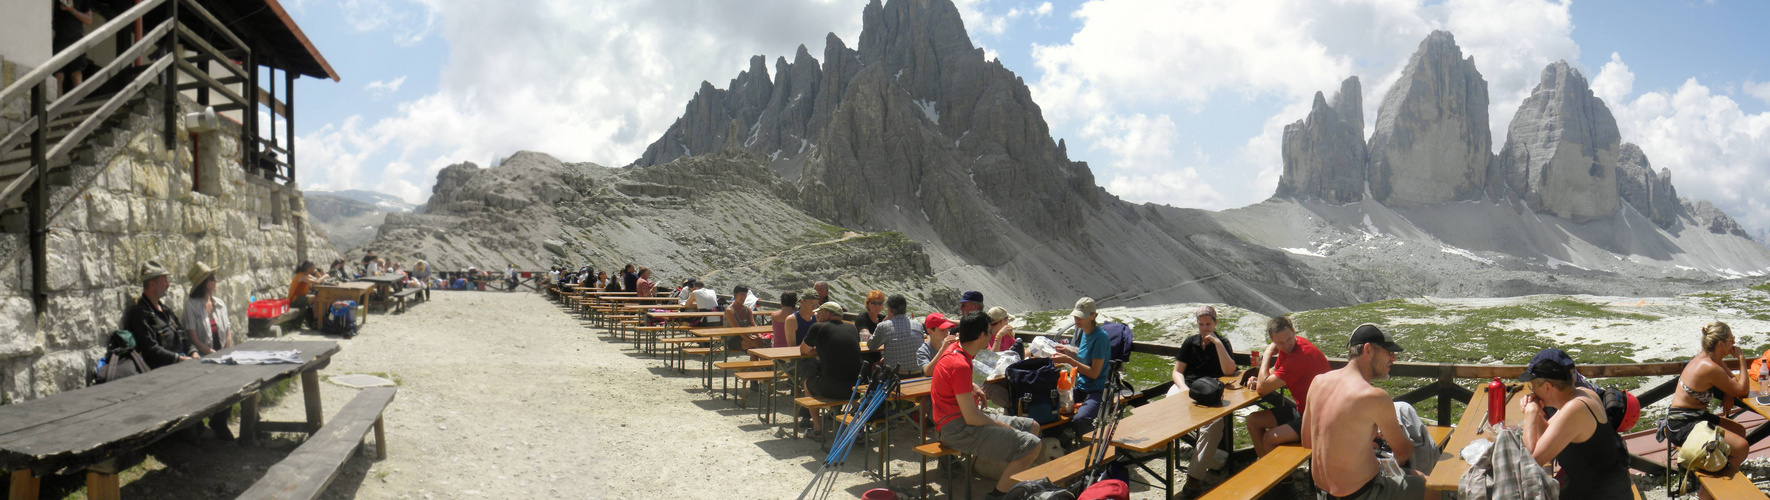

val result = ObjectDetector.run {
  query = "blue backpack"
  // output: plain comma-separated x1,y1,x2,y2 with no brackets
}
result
1098,322,1135,365
322,301,359,338
1005,358,1061,424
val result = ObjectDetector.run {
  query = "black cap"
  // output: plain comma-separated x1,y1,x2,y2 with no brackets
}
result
960,291,984,303
1349,324,1404,353
1519,348,1576,382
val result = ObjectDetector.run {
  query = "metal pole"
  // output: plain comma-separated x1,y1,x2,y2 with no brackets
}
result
243,51,256,177
29,83,48,316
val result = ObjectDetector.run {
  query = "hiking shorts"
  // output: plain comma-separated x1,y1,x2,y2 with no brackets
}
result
1319,472,1423,500
938,413,1041,463
1268,397,1301,432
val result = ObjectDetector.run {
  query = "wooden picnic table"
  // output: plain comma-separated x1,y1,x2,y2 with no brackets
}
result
355,275,404,311
1081,371,1259,498
749,346,814,425
311,282,374,322
1425,384,1528,497
603,296,678,302
0,340,341,498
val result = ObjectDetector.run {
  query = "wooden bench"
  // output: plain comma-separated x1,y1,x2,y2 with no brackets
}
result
1427,425,1453,449
734,371,784,413
796,396,850,439
1698,469,1770,499
715,360,773,399
236,386,396,500
390,288,423,313
914,441,972,500
1197,445,1311,500
659,337,711,370
1010,445,1117,485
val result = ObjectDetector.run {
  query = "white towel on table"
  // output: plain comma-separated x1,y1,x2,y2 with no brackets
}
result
201,350,303,365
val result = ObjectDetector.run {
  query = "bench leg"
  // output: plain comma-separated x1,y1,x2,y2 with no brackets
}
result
240,393,261,446
10,470,39,500
374,415,388,460
302,370,324,433
83,471,118,500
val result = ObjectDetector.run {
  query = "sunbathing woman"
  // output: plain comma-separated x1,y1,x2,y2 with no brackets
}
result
1662,321,1750,482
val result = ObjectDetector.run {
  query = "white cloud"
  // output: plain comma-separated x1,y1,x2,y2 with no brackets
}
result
339,0,437,46
1105,168,1227,210
300,0,866,202
1029,0,1579,210
1744,80,1770,106
364,75,407,98
1598,55,1770,236
1033,2,1053,19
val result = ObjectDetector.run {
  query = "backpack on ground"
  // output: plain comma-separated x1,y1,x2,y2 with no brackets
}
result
321,301,359,338
1003,478,1076,500
95,330,150,383
1005,358,1061,424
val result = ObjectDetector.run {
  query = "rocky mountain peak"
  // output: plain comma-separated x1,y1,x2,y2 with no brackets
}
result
1276,76,1367,203
1615,142,1681,230
1495,61,1621,221
426,151,580,215
1366,30,1492,207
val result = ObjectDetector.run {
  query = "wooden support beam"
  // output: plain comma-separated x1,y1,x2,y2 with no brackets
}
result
175,0,249,56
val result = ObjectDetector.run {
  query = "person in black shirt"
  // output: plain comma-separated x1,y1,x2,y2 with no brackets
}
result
620,263,638,293
798,301,862,437
118,260,195,368
52,0,92,94
1170,305,1235,494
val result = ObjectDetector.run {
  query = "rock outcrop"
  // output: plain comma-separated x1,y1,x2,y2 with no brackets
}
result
1495,62,1621,222
1276,77,1367,203
1615,143,1680,230
1366,31,1492,207
1685,199,1750,238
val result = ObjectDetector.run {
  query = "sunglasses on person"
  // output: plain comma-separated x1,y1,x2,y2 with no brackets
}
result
867,301,884,306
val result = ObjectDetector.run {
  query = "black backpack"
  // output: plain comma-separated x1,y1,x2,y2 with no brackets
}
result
321,301,359,338
96,330,151,383
1005,358,1062,424
1187,376,1224,406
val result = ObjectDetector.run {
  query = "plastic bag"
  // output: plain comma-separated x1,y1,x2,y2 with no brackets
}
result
1028,336,1057,358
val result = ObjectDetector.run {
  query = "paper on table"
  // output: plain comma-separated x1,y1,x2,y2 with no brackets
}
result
201,350,303,365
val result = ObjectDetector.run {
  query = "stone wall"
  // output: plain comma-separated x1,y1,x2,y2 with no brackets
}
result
0,86,339,403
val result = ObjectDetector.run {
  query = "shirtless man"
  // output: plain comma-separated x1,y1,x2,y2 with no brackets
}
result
1301,324,1422,500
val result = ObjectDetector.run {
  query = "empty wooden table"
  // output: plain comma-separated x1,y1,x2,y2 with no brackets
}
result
0,340,341,499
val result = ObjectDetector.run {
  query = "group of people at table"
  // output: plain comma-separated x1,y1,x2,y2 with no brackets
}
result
559,263,1755,500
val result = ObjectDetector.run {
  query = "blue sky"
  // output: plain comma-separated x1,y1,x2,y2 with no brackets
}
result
281,0,1770,238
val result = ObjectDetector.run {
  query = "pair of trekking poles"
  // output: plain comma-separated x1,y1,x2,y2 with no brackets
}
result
799,361,903,500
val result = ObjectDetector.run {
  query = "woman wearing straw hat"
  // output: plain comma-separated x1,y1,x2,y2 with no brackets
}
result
182,262,234,356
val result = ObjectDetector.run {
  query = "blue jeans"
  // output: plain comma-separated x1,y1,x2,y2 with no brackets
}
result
1072,389,1105,433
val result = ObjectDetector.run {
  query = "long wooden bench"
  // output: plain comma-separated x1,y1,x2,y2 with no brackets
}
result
390,288,423,313
236,386,397,500
915,441,973,499
659,337,711,370
1197,445,1311,500
734,371,784,414
1010,445,1117,485
1698,470,1770,499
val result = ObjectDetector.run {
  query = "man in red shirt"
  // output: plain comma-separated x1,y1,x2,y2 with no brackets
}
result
931,312,1041,498
1245,316,1331,456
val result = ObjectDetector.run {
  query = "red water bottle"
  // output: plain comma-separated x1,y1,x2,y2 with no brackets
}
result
1486,377,1506,427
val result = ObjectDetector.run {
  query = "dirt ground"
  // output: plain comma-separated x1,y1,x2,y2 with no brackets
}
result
26,289,1197,499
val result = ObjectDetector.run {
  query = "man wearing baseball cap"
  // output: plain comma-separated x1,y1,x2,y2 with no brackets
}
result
119,260,196,368
1302,324,1422,499
1517,348,1631,498
958,291,984,316
797,301,862,437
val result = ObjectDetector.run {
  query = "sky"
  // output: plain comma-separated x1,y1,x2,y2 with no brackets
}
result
281,0,1770,240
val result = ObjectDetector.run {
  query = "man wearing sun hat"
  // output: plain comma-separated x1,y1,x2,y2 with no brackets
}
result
797,301,863,436
119,260,196,368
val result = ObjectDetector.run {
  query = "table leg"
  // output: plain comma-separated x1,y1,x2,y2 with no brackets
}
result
9,470,39,500
240,393,261,445
374,415,388,459
302,370,324,433
84,471,119,500
1166,440,1176,499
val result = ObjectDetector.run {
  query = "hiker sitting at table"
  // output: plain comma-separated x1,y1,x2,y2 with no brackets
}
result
958,290,983,317
856,290,886,336
872,294,931,375
621,263,639,293
921,312,961,375
1245,315,1330,457
366,257,383,277
504,264,519,291
1170,305,1236,491
1302,324,1422,500
1054,297,1111,433
771,291,803,347
1662,321,1750,476
726,285,768,357
875,295,929,368
1516,348,1631,498
934,311,1043,498
120,260,196,368
288,260,324,326
182,262,237,440
328,259,350,282
813,281,830,304
798,301,864,437
594,271,610,290
635,267,657,297
986,306,1015,352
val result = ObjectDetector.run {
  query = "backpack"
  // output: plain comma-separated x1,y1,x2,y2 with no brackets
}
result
1678,421,1730,475
1097,323,1134,366
1005,358,1061,424
95,330,151,383
321,301,359,338
1596,386,1639,432
1003,478,1076,500
1187,376,1224,406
